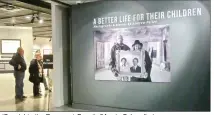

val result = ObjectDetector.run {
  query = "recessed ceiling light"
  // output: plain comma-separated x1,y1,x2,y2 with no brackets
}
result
25,16,31,19
76,1,82,4
39,19,43,24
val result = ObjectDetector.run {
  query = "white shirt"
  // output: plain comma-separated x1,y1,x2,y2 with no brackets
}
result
120,64,130,72
37,60,43,77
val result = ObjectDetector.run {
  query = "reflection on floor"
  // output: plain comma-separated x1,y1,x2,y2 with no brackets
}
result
0,93,51,111
0,73,51,111
0,73,34,100
52,106,88,111
0,73,87,111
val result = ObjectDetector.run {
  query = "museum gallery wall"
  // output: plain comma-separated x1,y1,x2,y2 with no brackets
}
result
71,0,210,111
0,26,33,73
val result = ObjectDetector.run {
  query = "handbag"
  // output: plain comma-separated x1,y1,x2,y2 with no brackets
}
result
29,75,34,83
39,73,44,83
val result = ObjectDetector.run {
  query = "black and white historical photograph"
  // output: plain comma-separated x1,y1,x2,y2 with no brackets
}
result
94,25,170,82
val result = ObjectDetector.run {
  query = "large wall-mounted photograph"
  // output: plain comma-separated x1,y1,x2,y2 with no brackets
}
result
94,25,170,82
1,39,21,54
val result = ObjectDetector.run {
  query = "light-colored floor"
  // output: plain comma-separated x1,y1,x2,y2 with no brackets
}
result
0,73,51,111
0,73,87,111
52,106,88,111
0,73,33,100
0,93,51,111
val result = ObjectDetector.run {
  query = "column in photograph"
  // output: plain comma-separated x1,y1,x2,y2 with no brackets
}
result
159,28,165,70
163,26,170,71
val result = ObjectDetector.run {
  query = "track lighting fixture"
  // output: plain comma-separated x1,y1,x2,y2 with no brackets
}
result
30,12,41,23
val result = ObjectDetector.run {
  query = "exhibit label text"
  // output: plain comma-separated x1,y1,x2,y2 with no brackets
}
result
93,8,202,28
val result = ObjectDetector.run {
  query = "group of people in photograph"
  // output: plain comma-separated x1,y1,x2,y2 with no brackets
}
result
109,35,152,82
9,47,51,102
121,57,141,73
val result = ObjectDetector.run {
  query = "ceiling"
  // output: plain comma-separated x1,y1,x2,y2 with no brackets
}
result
0,0,51,38
0,0,100,39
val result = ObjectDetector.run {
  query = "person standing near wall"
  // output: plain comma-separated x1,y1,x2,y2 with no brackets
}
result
9,47,27,101
35,50,51,92
29,53,43,97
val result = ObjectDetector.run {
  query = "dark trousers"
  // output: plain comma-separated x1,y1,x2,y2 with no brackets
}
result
14,71,25,98
146,67,152,82
33,82,40,96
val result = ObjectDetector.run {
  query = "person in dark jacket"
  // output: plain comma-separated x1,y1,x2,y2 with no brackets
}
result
109,35,130,77
130,58,141,73
29,53,43,97
9,47,27,101
35,51,51,92
131,40,152,82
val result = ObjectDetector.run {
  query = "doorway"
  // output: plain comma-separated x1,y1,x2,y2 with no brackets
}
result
0,0,52,111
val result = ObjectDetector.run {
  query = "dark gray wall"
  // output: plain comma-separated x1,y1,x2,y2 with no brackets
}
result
70,0,210,111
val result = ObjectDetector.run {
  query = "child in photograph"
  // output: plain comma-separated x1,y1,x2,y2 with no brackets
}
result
120,57,130,72
131,40,152,82
130,58,141,73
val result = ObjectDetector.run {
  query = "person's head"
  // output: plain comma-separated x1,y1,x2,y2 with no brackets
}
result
35,53,41,60
121,58,127,65
116,35,123,44
133,58,139,66
36,50,40,53
134,44,142,50
132,40,142,51
17,47,24,56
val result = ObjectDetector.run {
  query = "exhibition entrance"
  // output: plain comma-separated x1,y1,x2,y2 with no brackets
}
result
0,0,210,112
0,0,53,111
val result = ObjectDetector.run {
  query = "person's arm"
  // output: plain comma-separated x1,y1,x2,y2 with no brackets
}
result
145,51,152,66
109,45,115,66
29,60,35,76
109,45,119,77
124,44,130,51
9,55,18,68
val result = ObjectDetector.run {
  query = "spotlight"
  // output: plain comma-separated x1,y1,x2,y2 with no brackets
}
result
39,19,43,24
49,38,51,42
34,37,36,40
25,16,31,19
76,0,82,4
